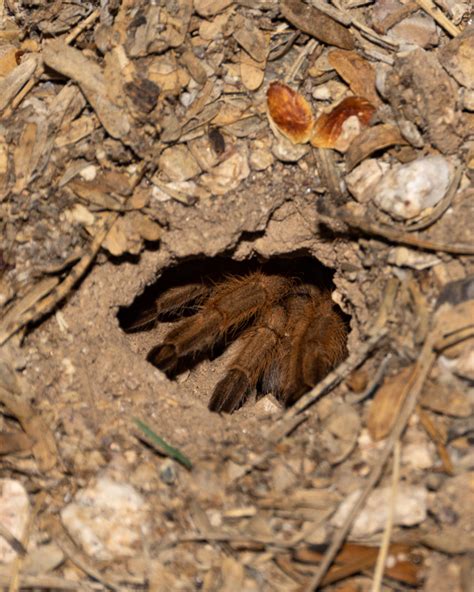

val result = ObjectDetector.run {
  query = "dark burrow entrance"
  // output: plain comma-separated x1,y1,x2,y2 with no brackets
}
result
118,256,350,413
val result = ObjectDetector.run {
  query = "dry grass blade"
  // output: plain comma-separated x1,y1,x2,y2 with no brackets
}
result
0,277,59,340
313,148,344,201
417,406,454,474
0,55,39,112
52,519,124,592
370,440,401,592
0,574,82,590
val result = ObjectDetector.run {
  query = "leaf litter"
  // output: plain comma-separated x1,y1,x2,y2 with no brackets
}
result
0,0,473,590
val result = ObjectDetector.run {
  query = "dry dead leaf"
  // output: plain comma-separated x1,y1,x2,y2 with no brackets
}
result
345,123,408,170
240,51,265,91
43,40,131,141
421,381,472,417
311,96,375,149
233,15,269,63
13,120,46,194
328,49,381,107
180,50,208,86
295,542,422,586
267,81,314,144
367,365,415,441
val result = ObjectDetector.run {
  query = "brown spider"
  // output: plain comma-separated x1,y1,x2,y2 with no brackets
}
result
126,269,348,413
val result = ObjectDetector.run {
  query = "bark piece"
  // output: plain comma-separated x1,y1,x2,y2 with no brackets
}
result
385,48,462,154
281,0,355,50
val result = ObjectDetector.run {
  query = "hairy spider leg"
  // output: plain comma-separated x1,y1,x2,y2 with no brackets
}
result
209,304,287,413
126,283,210,332
149,272,292,373
279,294,348,406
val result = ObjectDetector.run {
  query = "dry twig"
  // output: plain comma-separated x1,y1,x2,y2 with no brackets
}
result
340,210,474,255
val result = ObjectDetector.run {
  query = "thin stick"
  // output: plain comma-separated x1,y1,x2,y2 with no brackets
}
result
414,0,460,36
435,324,474,352
340,211,474,255
285,38,318,83
64,9,100,45
0,524,25,559
305,328,438,590
2,65,44,117
370,439,401,592
352,18,399,50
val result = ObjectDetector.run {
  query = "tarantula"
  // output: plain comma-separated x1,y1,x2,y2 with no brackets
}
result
125,269,348,413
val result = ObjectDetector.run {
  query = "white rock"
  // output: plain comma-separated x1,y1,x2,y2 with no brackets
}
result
373,155,451,220
388,246,441,270
402,442,435,470
271,135,309,163
158,145,202,182
61,477,150,561
346,159,390,203
79,165,97,181
199,146,250,195
0,480,30,563
331,484,427,538
249,147,274,171
312,85,332,101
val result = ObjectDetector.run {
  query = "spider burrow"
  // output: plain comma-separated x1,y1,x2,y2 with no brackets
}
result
124,266,348,413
